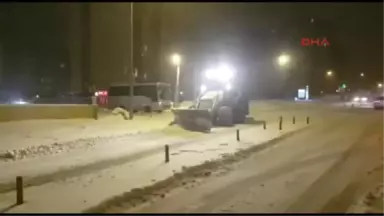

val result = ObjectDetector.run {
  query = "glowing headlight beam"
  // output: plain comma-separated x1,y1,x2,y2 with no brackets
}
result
204,64,235,83
225,83,232,91
200,85,207,93
217,64,234,82
12,99,28,104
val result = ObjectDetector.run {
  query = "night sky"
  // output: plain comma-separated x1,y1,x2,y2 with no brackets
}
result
0,3,382,98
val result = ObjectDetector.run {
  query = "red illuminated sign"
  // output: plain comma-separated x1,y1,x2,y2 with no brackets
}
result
301,38,330,47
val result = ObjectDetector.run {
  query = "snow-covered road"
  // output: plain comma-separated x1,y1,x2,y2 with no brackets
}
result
0,118,308,213
0,104,325,192
107,109,382,213
0,101,372,213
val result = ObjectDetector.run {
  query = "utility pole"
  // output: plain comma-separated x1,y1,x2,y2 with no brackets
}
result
0,43,2,85
129,2,135,120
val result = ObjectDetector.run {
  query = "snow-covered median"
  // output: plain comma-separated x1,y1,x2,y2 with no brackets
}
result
0,110,173,161
0,121,309,213
0,131,143,161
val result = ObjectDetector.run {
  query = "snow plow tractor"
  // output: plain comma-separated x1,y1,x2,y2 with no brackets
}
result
171,64,249,132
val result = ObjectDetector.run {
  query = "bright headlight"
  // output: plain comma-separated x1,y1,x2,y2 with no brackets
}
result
361,97,368,102
12,99,28,104
217,64,234,82
205,69,216,80
200,85,207,93
353,97,360,102
225,83,232,91
204,64,235,83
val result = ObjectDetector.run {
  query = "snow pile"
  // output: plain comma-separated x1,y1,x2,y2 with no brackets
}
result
349,183,384,213
111,107,130,120
0,131,143,162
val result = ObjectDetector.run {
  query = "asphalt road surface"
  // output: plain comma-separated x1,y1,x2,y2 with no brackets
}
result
121,108,383,213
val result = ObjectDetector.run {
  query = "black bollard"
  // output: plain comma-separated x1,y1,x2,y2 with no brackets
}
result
279,116,283,130
306,116,310,124
263,121,266,130
165,145,170,163
293,116,296,124
16,176,23,205
236,129,240,141
93,105,98,120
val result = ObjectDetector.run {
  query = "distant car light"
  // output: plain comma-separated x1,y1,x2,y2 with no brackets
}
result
353,97,360,102
361,97,368,102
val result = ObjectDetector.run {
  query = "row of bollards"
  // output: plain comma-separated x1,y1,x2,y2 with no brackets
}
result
164,116,310,162
279,116,310,130
237,116,311,141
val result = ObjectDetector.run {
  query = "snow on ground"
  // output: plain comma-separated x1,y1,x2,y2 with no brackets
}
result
0,111,174,160
0,120,308,213
0,101,321,161
0,103,371,213
347,161,384,213
0,123,249,191
0,105,336,193
348,183,384,213
111,112,382,213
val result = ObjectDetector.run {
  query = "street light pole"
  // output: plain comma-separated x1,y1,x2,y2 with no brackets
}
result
174,65,180,105
277,54,291,97
171,54,181,106
129,2,134,120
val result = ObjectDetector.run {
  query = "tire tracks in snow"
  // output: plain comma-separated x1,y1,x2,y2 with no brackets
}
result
286,118,383,213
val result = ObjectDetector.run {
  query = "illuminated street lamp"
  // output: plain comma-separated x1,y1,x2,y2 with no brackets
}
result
277,54,290,67
378,83,383,88
326,70,333,77
171,54,181,66
360,72,365,77
171,53,182,105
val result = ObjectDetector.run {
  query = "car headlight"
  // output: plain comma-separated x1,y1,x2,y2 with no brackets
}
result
353,97,360,102
12,99,28,104
361,97,368,102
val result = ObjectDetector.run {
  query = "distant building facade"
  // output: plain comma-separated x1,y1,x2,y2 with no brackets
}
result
64,3,164,92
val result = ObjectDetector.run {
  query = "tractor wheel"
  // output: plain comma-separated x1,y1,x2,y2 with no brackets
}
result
216,106,233,126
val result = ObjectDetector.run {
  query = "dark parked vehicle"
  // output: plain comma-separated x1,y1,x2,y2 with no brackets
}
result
373,96,384,110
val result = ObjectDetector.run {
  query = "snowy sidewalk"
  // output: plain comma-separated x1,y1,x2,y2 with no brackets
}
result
0,112,174,152
0,122,260,192
0,121,309,213
0,111,318,192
